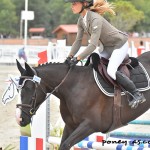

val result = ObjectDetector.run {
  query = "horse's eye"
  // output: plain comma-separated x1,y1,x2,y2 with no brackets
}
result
22,84,33,94
21,85,31,92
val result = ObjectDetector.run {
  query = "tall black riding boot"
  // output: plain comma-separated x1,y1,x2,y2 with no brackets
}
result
116,71,146,109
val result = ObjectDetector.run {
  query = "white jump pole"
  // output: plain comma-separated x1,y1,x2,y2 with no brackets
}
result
30,99,49,150
145,41,150,52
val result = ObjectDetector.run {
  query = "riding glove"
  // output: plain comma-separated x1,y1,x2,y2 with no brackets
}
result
64,57,72,65
69,57,79,67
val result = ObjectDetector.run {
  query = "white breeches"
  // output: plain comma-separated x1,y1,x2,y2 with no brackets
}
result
99,42,129,80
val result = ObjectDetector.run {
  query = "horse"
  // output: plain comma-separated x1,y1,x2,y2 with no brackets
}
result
15,51,150,150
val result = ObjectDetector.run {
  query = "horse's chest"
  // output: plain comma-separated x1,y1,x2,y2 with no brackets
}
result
60,102,80,125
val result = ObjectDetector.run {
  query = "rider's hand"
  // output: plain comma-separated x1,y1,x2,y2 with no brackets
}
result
64,57,72,65
69,57,79,67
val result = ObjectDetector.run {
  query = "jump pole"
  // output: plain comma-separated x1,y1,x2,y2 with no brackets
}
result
75,141,150,150
110,131,150,139
30,99,50,150
129,120,150,125
47,136,150,150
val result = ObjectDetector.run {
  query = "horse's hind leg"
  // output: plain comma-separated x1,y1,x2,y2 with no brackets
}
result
59,120,95,150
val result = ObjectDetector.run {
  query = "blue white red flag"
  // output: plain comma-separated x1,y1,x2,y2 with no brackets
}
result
20,136,43,150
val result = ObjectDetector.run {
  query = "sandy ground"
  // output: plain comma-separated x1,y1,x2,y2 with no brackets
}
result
0,64,150,150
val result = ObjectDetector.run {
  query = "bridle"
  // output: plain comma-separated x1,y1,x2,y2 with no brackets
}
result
16,67,72,118
16,76,46,118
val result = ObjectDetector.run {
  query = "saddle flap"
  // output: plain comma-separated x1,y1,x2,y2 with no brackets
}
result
98,55,130,88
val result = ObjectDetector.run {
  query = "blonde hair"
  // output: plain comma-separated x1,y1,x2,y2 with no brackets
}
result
90,0,115,15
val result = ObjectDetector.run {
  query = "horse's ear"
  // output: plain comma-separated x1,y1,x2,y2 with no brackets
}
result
25,62,35,76
16,59,25,75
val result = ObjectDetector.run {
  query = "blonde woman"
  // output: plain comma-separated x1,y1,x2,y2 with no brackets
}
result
64,0,146,108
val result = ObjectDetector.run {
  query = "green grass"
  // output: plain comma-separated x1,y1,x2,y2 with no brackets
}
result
4,144,15,150
20,124,31,136
50,126,64,150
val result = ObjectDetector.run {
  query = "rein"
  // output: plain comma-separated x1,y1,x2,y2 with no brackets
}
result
45,67,72,99
16,67,72,117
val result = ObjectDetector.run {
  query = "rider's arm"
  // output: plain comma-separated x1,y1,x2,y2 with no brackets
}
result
77,18,102,60
68,19,84,58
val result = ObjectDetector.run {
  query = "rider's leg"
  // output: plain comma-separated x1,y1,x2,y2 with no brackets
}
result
107,42,146,109
116,71,146,108
107,42,129,80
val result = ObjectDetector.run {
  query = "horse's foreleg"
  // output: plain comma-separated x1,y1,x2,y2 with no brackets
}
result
59,100,77,148
59,120,95,150
60,124,75,148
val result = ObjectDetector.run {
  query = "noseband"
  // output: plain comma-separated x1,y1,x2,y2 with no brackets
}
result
16,67,72,118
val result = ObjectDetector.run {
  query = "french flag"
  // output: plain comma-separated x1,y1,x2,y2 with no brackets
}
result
20,136,43,150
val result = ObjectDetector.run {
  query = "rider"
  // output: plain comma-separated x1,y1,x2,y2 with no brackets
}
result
64,0,146,108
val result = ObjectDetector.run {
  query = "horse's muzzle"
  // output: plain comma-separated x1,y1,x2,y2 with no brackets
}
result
15,108,22,125
15,108,31,127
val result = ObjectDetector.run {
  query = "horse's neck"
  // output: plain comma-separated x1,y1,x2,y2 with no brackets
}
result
36,64,68,91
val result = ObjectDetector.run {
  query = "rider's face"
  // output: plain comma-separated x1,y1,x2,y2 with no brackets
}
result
71,2,82,14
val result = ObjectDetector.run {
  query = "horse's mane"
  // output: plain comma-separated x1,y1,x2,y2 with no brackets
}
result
36,61,91,70
37,62,63,67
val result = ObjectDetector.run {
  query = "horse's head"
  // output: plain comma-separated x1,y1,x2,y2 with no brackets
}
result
16,60,47,127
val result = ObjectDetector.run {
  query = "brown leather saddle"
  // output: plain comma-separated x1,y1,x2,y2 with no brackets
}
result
85,53,131,89
98,55,131,88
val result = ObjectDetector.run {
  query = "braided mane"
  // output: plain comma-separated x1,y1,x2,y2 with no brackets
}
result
37,62,63,67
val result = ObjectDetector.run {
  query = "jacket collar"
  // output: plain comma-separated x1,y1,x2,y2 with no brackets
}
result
80,11,91,32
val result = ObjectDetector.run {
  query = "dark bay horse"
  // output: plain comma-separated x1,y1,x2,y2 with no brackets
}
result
16,51,150,150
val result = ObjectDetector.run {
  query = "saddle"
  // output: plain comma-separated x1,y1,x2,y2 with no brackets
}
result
85,53,149,132
85,53,135,89
98,55,131,88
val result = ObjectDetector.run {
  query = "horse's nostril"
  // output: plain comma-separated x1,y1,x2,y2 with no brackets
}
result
21,118,24,122
20,120,26,127
20,117,31,127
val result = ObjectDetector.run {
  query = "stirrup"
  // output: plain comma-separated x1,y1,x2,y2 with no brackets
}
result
138,93,146,104
129,100,139,109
